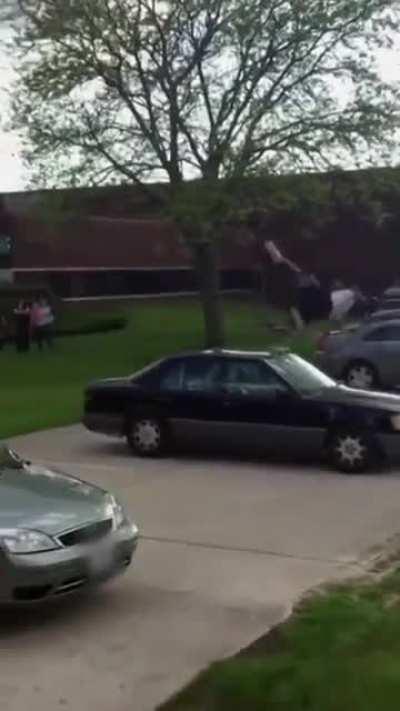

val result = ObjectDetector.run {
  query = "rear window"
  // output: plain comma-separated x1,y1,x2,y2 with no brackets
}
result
380,300,400,310
364,325,400,342
369,311,400,322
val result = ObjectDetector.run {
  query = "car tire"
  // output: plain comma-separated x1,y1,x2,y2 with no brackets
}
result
127,415,168,457
327,430,379,474
344,360,379,390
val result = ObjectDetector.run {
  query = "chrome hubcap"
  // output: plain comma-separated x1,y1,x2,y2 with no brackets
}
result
133,420,161,452
335,435,366,467
347,366,374,389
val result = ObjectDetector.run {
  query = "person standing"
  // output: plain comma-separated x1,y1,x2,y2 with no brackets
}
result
14,300,31,352
264,241,304,329
32,296,55,350
297,273,332,324
330,283,356,321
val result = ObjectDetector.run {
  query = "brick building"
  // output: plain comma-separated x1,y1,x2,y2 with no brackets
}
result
2,172,400,303
0,192,257,300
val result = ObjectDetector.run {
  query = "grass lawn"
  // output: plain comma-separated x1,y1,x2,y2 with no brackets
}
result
56,305,127,333
0,297,324,439
160,568,400,711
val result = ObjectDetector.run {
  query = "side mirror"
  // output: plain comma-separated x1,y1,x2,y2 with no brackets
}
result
0,446,24,470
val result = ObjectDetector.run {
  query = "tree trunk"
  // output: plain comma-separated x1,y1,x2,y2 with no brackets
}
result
192,240,225,348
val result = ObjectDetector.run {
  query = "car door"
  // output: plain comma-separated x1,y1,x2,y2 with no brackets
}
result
155,355,226,444
362,324,400,387
218,357,323,453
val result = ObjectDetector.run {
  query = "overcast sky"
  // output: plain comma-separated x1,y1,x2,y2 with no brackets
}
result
0,21,399,194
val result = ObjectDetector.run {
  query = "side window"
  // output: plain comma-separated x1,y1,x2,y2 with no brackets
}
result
182,358,224,392
159,360,186,391
159,357,224,392
223,359,287,396
365,325,400,342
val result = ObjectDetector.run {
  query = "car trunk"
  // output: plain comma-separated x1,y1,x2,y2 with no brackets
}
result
318,326,357,353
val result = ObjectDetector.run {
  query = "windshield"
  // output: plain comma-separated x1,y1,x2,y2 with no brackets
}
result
130,360,163,383
268,354,336,395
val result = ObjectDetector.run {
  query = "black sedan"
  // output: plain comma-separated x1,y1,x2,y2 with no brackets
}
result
83,349,400,474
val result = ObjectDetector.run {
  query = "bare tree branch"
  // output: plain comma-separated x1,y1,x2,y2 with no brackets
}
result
11,0,400,190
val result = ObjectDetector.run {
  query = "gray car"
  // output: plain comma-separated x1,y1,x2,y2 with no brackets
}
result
0,446,138,603
368,309,400,323
317,319,400,390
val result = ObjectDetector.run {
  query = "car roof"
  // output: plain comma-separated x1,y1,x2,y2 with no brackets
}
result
169,348,290,360
370,309,400,320
378,300,400,309
362,318,400,331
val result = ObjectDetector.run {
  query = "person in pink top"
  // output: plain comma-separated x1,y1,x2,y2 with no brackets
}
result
31,295,55,350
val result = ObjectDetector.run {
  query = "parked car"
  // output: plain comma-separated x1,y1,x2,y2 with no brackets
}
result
377,298,400,312
0,446,138,603
368,309,400,323
383,287,400,300
84,349,400,474
317,319,400,391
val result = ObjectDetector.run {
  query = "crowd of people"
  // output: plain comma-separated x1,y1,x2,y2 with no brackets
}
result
0,295,55,353
264,240,372,328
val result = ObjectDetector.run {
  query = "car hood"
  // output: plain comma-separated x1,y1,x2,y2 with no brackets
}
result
0,463,111,536
312,385,400,413
88,376,132,390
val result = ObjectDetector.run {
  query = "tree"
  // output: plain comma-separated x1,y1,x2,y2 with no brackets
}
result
11,0,400,345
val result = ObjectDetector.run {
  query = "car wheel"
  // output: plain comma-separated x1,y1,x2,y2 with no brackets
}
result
127,416,167,457
344,361,378,390
328,430,378,474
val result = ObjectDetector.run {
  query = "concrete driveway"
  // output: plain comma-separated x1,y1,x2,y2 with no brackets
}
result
3,425,400,711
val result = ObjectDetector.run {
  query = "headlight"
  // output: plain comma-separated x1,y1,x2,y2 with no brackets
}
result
105,495,130,530
113,501,128,529
0,529,60,554
391,415,400,431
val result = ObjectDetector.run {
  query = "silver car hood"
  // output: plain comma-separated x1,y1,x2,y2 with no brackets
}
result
0,463,110,536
